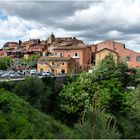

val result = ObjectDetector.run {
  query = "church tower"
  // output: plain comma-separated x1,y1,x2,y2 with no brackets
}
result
47,32,55,44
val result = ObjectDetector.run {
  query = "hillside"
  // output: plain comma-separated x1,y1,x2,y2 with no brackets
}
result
0,89,78,139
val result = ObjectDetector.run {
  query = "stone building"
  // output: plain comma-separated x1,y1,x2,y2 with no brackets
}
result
91,40,140,67
37,56,78,75
53,44,91,70
95,48,118,65
3,42,18,50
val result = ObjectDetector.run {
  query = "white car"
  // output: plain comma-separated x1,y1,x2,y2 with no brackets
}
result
10,73,21,77
42,72,52,76
30,69,37,75
1,73,10,78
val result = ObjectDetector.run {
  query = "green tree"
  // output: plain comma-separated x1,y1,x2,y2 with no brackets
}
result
121,86,140,138
116,59,129,87
93,54,117,81
96,78,125,113
0,57,11,70
59,72,98,124
0,89,78,139
74,106,121,139
23,54,40,62
14,77,52,112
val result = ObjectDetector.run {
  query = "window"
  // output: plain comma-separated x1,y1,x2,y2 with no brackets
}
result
56,53,63,57
73,53,79,58
75,53,78,56
126,56,131,61
61,69,65,74
51,61,55,65
61,61,64,65
136,56,140,61
68,55,70,57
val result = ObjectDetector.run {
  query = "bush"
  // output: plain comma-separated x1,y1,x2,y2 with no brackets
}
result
0,89,78,139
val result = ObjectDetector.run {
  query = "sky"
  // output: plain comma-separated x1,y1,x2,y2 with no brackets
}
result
0,0,140,51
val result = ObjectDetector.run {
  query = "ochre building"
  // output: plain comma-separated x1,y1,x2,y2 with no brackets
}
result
91,40,140,68
37,56,78,75
95,48,118,66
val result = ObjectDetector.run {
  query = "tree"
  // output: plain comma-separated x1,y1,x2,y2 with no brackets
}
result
96,78,126,114
27,54,40,62
0,57,11,70
0,88,78,139
116,59,138,87
59,73,95,123
13,77,52,112
8,59,36,76
116,59,129,87
74,104,121,139
93,54,117,81
121,86,140,138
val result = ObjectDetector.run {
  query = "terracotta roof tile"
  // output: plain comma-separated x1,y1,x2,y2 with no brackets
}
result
54,45,87,50
39,56,71,61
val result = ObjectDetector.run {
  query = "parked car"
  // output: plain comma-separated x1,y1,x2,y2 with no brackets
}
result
17,71,24,75
0,70,4,75
42,72,52,76
10,73,21,78
30,69,37,75
1,73,10,78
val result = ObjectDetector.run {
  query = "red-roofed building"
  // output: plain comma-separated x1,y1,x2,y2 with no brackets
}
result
91,40,140,67
53,44,91,70
0,49,4,56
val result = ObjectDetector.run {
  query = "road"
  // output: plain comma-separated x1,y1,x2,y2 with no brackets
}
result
0,74,78,82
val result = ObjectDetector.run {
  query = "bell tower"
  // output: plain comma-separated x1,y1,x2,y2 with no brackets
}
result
47,32,55,44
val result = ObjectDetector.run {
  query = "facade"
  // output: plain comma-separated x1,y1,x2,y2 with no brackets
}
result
53,45,91,70
95,48,118,65
3,42,18,50
2,34,140,72
0,49,4,56
37,56,78,75
24,52,34,60
91,40,140,67
47,33,83,45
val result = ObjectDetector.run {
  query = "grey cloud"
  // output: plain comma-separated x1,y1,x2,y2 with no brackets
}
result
0,0,140,51
0,1,93,25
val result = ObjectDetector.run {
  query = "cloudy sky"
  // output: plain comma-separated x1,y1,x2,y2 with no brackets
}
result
0,0,140,51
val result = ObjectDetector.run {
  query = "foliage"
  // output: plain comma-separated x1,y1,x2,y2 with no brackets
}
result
8,59,36,75
23,54,40,62
93,54,117,80
96,78,125,113
28,54,40,62
116,59,129,87
0,89,78,139
128,68,137,87
93,55,136,87
0,53,139,139
0,57,11,70
135,67,140,82
121,86,140,138
58,53,140,138
74,106,121,139
59,72,98,124
13,77,53,113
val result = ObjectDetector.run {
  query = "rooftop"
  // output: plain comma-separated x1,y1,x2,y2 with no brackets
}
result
54,44,87,50
39,56,71,61
96,48,118,55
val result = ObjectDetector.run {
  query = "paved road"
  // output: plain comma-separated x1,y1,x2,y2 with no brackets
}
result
0,77,26,82
0,74,78,82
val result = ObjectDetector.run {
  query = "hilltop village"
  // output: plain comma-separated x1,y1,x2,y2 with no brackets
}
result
0,33,140,75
